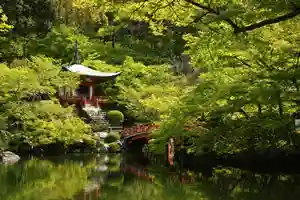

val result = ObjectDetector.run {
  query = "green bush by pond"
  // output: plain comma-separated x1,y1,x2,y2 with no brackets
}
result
104,132,120,144
107,110,124,125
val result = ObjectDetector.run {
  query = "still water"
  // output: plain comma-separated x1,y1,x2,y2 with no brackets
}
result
1,153,300,200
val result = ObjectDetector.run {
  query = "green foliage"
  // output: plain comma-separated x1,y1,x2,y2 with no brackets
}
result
1,0,54,36
34,25,94,63
104,132,120,144
0,56,94,148
0,138,7,154
86,57,189,122
91,120,110,132
5,102,93,146
107,110,124,125
0,7,12,32
108,0,300,155
2,0,300,156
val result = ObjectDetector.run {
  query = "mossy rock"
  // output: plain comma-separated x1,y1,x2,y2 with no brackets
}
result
91,121,110,132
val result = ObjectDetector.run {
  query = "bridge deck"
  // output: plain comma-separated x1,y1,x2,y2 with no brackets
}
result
120,124,159,138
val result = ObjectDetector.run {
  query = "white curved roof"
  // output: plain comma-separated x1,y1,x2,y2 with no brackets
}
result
65,64,121,77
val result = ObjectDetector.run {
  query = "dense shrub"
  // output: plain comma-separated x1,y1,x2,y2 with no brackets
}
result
91,120,110,132
107,110,124,125
104,132,120,144
0,57,95,149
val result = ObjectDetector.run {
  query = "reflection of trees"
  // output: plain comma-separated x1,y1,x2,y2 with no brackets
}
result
156,168,300,200
100,176,203,200
103,160,300,200
0,154,124,200
198,168,300,200
0,158,91,200
2,155,300,200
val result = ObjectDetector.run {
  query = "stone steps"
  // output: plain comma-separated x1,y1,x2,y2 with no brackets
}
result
91,112,108,121
109,126,123,132
82,105,124,134
82,104,108,121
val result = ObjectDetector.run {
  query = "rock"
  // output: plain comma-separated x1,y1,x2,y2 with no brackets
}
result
95,165,108,172
104,143,110,152
94,132,108,139
0,151,20,164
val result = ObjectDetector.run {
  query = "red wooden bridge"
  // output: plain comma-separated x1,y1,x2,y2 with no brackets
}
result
119,123,159,154
120,123,193,141
120,123,193,165
121,123,160,139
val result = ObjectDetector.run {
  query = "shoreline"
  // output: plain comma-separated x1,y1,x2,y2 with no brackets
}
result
6,141,300,174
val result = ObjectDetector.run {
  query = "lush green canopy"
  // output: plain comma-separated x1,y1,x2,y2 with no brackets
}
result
1,0,300,154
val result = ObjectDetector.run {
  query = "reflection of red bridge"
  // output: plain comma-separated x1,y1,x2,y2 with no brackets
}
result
121,164,155,182
74,183,100,200
121,164,196,184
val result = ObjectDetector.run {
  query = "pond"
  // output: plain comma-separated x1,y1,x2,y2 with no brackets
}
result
1,153,300,200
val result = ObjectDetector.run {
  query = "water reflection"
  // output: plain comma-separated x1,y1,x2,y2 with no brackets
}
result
1,154,300,200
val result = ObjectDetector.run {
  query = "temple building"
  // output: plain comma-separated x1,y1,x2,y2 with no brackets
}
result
57,64,120,120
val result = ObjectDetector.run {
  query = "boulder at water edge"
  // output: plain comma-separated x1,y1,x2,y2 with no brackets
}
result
94,132,108,139
0,151,20,164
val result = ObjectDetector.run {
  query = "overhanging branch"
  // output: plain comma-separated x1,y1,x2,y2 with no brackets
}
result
184,0,239,30
184,0,300,33
184,0,217,14
234,8,300,33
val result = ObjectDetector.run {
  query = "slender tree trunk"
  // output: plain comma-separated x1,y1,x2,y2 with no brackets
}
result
278,97,283,118
65,1,69,24
257,102,262,116
112,33,115,48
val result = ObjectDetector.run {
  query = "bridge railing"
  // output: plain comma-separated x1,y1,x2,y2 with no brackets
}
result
120,123,193,138
120,123,160,138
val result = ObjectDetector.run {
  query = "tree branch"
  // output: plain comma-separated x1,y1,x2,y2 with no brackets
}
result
239,108,249,119
184,0,217,14
184,0,239,30
184,0,300,33
234,8,300,33
231,56,252,68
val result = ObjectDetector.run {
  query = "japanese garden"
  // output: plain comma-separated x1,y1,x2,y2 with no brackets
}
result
1,0,300,199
